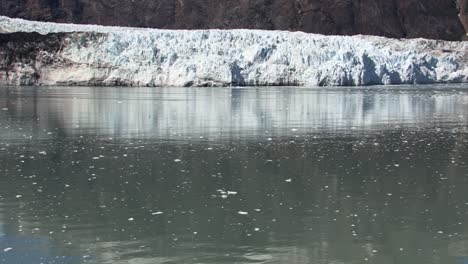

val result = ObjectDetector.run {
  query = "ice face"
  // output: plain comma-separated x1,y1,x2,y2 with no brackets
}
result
1,16,467,87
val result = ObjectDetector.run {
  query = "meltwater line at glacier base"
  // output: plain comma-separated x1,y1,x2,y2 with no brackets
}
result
0,16,467,87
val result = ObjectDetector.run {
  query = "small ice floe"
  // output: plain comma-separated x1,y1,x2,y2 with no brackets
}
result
254,209,262,212
291,128,298,132
152,211,163,215
3,247,13,252
254,228,260,231
1,108,8,111
128,217,135,221
38,151,47,155
174,159,182,162
238,211,249,215
285,178,292,183
15,195,22,198
217,189,238,199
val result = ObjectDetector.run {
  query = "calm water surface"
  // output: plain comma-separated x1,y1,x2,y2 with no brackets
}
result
1,85,468,264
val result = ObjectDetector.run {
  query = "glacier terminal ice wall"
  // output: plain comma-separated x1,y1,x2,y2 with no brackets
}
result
0,16,467,87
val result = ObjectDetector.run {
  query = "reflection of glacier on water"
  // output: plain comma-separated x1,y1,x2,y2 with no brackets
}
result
1,86,468,140
1,85,468,264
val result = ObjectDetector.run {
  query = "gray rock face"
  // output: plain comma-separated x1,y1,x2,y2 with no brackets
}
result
459,0,468,38
0,0,466,40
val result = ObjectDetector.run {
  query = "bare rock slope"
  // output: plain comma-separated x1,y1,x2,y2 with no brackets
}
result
0,0,466,40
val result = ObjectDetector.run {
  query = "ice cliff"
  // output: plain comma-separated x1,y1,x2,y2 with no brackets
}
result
0,16,467,87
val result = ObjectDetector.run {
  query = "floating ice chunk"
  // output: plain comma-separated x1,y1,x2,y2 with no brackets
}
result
3,248,12,252
152,212,163,215
238,211,249,215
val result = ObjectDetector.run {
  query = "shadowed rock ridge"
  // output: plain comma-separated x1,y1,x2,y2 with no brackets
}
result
0,0,466,40
459,0,468,38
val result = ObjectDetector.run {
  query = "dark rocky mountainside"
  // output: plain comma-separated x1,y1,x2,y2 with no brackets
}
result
0,0,467,40
460,0,468,38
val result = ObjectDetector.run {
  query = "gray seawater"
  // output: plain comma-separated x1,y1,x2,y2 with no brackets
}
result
1,85,468,264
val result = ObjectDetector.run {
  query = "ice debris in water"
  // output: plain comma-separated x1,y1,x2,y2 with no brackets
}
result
216,189,238,199
152,211,164,215
3,248,13,252
238,211,249,215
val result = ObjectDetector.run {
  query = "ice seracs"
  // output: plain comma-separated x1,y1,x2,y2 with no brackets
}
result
0,16,467,87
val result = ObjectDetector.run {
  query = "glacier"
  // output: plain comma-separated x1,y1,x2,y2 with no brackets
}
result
0,16,467,87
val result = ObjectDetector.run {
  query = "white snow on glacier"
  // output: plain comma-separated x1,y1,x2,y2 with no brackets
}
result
1,16,467,86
